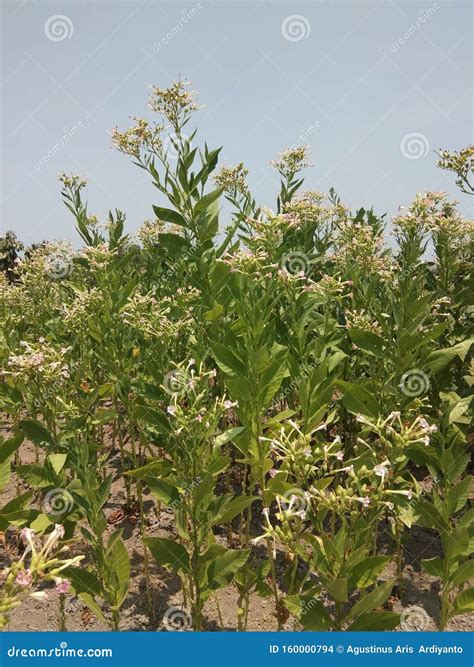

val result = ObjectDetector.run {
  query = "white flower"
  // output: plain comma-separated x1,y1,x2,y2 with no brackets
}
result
374,463,389,481
332,435,342,445
166,405,176,415
359,496,370,508
336,450,344,461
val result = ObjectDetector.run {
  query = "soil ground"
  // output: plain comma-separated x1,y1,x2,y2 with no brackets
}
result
1,439,472,633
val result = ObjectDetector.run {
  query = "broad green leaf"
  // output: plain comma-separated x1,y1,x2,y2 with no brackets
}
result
449,560,474,587
349,555,391,589
206,549,249,589
421,556,444,578
451,587,474,616
152,205,186,227
348,328,385,357
335,380,379,419
19,419,54,447
145,537,191,575
347,611,400,631
214,496,257,525
0,434,23,464
48,453,67,476
347,579,394,620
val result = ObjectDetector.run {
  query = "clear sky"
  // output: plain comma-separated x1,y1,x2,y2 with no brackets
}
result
1,0,473,246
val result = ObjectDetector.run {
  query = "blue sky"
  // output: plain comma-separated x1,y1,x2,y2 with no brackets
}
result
1,0,472,245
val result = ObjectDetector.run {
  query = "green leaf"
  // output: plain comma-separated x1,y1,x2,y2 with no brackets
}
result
451,587,474,616
48,453,67,476
447,477,471,514
347,611,400,631
19,419,54,447
347,579,394,620
449,560,474,587
65,567,101,596
147,477,180,506
212,343,246,377
204,303,224,322
349,555,391,589
152,205,186,228
422,556,444,578
0,434,23,464
327,577,348,602
194,187,223,216
348,328,385,357
15,464,55,488
213,427,245,448
335,380,379,419
206,549,249,589
425,338,473,374
214,496,257,525
145,537,191,575
415,499,448,531
284,595,333,631
107,532,130,607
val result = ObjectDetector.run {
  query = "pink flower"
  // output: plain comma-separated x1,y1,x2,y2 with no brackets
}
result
54,524,65,539
360,496,370,509
269,469,277,478
336,451,344,461
20,527,35,544
16,570,32,587
195,414,203,422
55,578,70,594
166,405,176,415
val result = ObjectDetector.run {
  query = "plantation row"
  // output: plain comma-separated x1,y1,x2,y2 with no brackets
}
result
0,81,473,632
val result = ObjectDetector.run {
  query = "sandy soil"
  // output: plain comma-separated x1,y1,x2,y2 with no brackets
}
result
1,439,472,633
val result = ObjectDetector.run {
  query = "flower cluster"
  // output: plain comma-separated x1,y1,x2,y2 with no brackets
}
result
148,79,198,128
214,163,249,195
437,145,474,195
111,117,163,158
0,525,83,627
271,147,312,178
